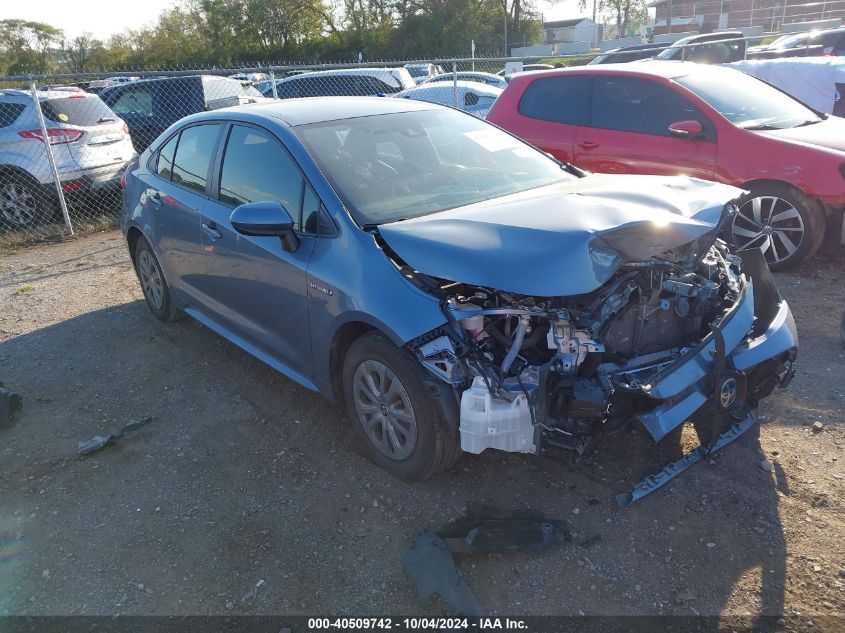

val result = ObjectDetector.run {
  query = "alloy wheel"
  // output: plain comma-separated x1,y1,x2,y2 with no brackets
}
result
137,249,164,311
732,196,805,266
0,182,38,227
352,360,418,460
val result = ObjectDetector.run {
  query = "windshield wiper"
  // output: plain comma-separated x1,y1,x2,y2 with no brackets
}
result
97,117,117,123
742,123,781,130
794,119,822,127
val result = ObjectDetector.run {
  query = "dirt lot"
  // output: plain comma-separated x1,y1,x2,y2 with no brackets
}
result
0,230,843,628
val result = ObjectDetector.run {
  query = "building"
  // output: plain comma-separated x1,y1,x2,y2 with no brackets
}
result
543,18,602,48
650,0,845,34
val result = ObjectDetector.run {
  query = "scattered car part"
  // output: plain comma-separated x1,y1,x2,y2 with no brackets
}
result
402,505,571,615
0,383,22,428
436,504,571,553
78,416,154,455
402,531,487,616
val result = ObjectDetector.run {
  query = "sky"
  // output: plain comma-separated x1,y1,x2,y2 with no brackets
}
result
2,0,586,40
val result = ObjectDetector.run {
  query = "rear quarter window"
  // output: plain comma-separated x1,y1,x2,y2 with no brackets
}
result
41,96,119,127
0,103,26,128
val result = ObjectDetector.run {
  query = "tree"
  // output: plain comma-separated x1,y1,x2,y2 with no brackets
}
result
599,0,648,37
0,19,63,75
60,33,103,73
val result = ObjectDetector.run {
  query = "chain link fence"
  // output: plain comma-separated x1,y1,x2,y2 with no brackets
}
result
0,31,834,246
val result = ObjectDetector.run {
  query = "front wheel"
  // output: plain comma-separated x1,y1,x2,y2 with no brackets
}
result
730,184,824,271
342,332,460,480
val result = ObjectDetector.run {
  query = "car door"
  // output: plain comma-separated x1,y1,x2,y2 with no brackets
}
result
504,75,590,163
198,123,317,376
572,75,717,179
144,123,223,304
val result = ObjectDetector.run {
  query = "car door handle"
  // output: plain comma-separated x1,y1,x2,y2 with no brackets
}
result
202,223,222,240
149,191,163,207
577,141,599,150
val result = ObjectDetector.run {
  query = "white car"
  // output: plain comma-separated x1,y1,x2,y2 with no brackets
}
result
419,71,508,90
228,72,269,84
264,68,415,98
0,89,136,228
394,81,503,118
404,63,446,84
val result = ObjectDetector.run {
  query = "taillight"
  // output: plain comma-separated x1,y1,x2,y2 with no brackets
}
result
120,173,127,190
61,179,86,192
122,121,129,134
19,129,83,145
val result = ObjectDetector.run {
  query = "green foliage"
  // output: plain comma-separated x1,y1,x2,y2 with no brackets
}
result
1,0,553,75
0,19,63,75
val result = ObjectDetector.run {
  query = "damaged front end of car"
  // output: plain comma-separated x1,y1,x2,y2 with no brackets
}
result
374,178,797,505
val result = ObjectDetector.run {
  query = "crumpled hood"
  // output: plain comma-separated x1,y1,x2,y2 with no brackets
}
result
378,174,744,296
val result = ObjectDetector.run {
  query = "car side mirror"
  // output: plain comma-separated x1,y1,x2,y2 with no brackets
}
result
668,119,703,139
230,201,300,252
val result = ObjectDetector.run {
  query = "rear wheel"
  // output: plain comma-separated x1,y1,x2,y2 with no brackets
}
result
0,171,54,229
730,184,824,270
342,332,460,480
133,236,183,322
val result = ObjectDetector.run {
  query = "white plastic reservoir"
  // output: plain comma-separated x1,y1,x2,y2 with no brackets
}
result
459,377,537,454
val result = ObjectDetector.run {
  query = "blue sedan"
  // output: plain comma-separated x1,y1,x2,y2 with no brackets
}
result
122,97,796,501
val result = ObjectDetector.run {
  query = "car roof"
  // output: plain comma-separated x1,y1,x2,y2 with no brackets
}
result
189,95,438,126
0,88,100,101
672,31,744,44
509,60,744,82
277,68,402,82
400,80,502,96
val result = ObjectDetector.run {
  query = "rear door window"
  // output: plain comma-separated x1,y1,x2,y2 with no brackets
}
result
170,124,222,193
589,76,712,139
218,125,305,229
41,95,119,127
518,75,590,125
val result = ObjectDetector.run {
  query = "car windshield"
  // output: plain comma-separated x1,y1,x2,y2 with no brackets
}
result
406,65,429,78
296,108,572,226
675,72,822,129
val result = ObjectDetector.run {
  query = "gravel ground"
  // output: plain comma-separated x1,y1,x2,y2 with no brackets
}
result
0,230,843,628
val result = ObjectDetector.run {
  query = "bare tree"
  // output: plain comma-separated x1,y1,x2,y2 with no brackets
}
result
61,33,102,72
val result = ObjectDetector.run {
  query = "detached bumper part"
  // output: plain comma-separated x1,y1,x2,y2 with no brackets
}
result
617,410,758,508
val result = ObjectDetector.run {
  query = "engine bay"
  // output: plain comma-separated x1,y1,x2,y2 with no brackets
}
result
406,240,746,457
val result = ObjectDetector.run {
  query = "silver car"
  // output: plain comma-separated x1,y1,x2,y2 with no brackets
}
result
0,89,136,228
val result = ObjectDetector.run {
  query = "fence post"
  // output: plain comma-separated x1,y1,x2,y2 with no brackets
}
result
452,60,458,109
269,69,279,99
29,79,73,235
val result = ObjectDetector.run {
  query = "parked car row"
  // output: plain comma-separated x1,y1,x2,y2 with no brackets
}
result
593,27,845,66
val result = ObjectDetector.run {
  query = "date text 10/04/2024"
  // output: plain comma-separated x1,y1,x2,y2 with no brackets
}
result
307,618,529,630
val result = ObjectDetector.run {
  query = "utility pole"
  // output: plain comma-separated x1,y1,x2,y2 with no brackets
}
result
503,6,508,57
667,0,673,35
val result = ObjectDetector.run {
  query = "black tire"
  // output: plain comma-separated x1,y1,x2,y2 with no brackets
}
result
0,169,56,229
342,332,461,480
730,183,825,271
133,236,183,322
